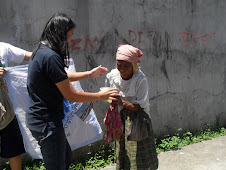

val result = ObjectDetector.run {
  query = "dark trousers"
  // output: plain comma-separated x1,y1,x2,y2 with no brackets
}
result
0,117,25,158
31,127,72,170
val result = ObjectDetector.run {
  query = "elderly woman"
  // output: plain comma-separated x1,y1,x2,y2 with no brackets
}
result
106,44,158,170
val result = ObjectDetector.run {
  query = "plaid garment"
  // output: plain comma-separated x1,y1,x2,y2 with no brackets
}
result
0,79,9,92
116,108,159,170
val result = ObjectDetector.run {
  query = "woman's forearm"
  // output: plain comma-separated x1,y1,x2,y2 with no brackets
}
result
120,99,140,112
66,89,101,102
67,71,90,81
56,78,119,102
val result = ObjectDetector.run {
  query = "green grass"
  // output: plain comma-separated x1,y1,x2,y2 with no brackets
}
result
156,127,226,153
2,127,226,170
68,142,115,169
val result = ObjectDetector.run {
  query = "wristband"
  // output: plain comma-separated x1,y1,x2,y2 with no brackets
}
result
86,71,89,89
87,71,89,79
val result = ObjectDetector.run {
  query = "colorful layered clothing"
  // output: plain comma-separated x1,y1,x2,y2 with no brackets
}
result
106,68,159,170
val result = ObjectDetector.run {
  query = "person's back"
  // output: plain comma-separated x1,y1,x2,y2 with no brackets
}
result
27,44,67,133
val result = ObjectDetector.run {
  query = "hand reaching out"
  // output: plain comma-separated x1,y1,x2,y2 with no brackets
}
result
89,65,108,78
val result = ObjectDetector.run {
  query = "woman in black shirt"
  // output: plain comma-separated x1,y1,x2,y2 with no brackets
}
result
26,13,119,170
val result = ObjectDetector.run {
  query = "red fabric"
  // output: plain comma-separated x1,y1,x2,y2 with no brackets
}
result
103,104,123,143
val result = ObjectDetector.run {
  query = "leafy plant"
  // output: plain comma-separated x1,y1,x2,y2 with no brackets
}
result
68,142,115,169
156,127,226,153
1,127,226,169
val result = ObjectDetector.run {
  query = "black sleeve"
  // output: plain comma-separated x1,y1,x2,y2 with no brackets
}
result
45,54,68,84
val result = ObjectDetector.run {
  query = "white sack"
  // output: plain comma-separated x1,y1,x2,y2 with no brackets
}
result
4,60,103,159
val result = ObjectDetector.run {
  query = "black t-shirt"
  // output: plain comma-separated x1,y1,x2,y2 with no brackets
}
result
26,45,68,133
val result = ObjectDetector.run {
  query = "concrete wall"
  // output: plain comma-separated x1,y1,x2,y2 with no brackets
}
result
0,0,226,164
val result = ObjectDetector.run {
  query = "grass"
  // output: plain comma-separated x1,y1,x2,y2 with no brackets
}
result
156,126,226,153
68,142,115,170
2,126,226,170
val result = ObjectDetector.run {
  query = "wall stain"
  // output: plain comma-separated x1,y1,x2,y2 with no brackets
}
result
165,32,172,59
96,32,111,54
161,59,170,82
150,92,176,101
151,31,172,59
191,0,195,14
152,31,161,58
85,54,98,85
114,28,130,44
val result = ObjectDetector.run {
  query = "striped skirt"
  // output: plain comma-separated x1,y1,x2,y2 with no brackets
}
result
116,109,159,170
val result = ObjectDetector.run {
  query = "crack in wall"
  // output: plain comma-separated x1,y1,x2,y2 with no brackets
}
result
114,28,130,44
96,32,111,54
150,89,224,101
160,59,170,82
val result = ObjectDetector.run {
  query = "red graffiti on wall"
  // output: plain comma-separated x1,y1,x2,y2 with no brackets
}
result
69,31,216,51
70,36,98,51
70,38,82,50
129,29,158,48
179,32,216,47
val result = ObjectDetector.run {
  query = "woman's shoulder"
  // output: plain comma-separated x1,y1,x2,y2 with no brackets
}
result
134,70,147,81
0,42,10,48
0,42,15,53
0,42,8,55
36,45,60,61
39,45,59,56
106,68,119,79
106,68,121,85
0,42,7,47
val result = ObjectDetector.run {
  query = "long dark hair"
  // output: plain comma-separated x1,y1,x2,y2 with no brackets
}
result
32,13,76,66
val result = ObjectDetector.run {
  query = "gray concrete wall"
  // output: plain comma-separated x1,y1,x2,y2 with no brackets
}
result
0,0,226,164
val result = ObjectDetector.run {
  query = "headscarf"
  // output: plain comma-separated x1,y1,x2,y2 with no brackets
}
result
116,44,143,63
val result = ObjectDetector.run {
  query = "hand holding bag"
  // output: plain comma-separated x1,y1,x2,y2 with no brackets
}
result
127,109,148,141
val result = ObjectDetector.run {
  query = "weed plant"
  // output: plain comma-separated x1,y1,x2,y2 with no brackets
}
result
2,127,226,170
156,127,226,153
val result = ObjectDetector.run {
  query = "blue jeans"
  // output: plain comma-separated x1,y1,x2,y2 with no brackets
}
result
31,126,72,170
